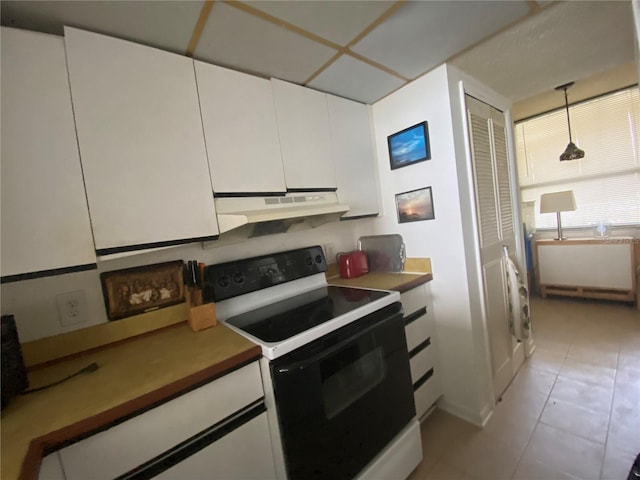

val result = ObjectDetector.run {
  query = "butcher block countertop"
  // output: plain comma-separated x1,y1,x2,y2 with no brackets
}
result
327,257,433,293
1,322,261,480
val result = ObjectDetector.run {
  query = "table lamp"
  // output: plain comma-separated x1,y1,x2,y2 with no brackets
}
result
540,190,576,240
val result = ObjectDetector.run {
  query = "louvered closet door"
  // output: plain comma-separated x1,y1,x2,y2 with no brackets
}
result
466,95,522,399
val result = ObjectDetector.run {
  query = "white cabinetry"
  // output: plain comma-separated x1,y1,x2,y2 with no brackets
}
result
195,62,286,195
401,283,441,419
64,27,218,254
327,95,379,218
38,452,65,480
1,27,96,280
537,238,635,301
271,78,337,191
58,362,275,479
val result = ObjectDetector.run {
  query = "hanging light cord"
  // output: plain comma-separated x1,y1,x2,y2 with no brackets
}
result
563,87,573,143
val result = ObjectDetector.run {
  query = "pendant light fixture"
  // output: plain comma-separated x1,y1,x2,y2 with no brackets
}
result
555,82,585,161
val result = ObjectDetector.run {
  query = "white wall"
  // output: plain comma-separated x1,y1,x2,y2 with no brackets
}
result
367,64,491,424
0,221,359,342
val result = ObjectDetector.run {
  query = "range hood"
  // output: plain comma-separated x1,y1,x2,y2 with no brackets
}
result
214,192,349,239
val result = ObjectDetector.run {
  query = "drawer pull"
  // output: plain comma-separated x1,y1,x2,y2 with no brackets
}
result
413,368,434,391
408,336,431,358
403,307,427,326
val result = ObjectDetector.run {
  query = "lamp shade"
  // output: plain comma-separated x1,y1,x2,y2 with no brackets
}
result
540,190,576,213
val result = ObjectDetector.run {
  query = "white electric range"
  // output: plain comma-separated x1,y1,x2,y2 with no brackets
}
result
203,246,422,480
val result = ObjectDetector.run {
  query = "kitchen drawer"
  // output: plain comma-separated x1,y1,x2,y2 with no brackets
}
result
59,362,263,480
154,412,276,479
409,337,436,385
404,309,434,353
400,286,427,318
414,367,439,418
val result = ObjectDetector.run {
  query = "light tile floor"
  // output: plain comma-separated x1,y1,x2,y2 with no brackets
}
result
409,296,640,480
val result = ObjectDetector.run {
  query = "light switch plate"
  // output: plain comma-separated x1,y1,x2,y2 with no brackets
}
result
56,290,89,327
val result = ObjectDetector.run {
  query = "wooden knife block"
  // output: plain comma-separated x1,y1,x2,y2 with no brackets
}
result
185,289,217,332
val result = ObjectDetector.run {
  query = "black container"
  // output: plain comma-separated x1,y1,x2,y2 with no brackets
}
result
1,314,28,409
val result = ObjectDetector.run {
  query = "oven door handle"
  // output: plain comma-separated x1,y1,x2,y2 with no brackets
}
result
276,314,397,374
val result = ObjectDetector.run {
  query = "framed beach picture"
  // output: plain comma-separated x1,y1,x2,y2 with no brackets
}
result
395,187,435,224
387,121,431,170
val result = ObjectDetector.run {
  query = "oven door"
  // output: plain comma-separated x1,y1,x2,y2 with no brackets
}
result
269,302,415,480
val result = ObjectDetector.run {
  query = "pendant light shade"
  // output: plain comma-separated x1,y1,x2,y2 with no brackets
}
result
556,82,585,161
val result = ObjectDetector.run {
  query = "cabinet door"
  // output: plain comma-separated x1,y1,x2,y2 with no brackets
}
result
154,412,276,480
59,362,263,479
195,62,286,195
1,27,96,280
327,94,379,218
64,27,218,254
271,79,337,191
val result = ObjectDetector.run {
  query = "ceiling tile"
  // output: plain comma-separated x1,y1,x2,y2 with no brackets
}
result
0,0,203,54
451,1,636,102
308,55,405,104
351,0,531,79
244,0,395,46
194,2,337,83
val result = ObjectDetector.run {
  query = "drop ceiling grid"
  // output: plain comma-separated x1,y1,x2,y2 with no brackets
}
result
0,0,204,55
350,0,532,79
243,0,396,47
193,1,338,83
308,55,406,104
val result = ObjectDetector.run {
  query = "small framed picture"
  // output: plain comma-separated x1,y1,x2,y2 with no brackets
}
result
387,121,431,170
100,260,185,320
395,187,435,224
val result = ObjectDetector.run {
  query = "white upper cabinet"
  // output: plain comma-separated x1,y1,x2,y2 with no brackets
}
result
327,95,379,218
195,62,286,195
1,27,96,279
271,78,337,191
64,27,218,253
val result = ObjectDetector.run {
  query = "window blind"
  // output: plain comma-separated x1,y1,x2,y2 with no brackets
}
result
515,87,640,229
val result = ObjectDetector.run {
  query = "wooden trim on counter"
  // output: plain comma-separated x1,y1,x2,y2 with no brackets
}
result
18,349,261,480
22,303,189,368
393,273,433,293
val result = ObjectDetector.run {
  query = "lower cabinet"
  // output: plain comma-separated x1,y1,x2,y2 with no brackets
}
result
51,362,276,480
401,284,441,419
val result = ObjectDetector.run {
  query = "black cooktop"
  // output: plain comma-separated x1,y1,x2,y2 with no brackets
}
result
225,286,391,342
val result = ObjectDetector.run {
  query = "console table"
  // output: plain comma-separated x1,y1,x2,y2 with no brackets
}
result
536,237,636,302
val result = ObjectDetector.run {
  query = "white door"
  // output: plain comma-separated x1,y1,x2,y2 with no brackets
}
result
1,27,96,279
271,78,337,191
466,95,523,399
194,62,286,195
327,94,379,218
64,27,219,253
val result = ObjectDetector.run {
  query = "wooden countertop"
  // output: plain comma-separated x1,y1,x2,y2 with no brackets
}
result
327,257,433,293
1,323,261,480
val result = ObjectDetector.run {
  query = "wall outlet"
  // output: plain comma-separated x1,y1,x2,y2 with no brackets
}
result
56,290,89,327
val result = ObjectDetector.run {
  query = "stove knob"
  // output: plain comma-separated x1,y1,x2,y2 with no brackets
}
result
218,275,230,288
315,255,323,264
305,255,313,266
233,272,245,284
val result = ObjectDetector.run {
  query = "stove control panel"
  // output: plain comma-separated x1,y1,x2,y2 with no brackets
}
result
203,246,327,302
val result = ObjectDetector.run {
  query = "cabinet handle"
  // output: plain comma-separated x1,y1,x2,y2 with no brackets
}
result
413,368,434,391
403,307,427,326
117,399,266,480
408,337,431,358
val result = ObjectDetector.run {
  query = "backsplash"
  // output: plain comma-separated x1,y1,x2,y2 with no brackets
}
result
1,221,361,343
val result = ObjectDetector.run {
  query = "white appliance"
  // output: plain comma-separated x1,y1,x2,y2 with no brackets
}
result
203,246,422,480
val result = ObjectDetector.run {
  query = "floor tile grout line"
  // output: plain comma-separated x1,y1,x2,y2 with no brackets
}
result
508,367,561,480
599,346,622,480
